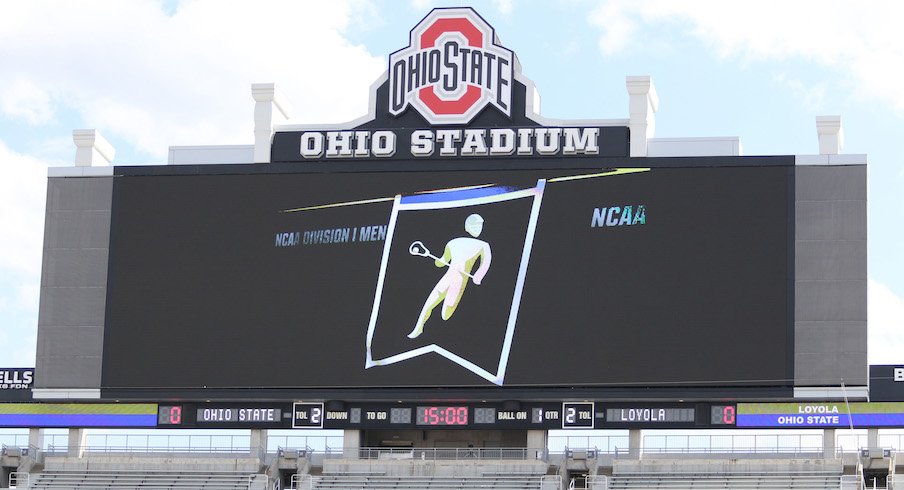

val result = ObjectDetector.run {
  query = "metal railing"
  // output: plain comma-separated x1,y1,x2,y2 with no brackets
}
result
548,435,629,454
278,446,313,458
292,474,557,490
41,433,254,455
643,433,825,452
1,444,30,457
0,432,29,448
268,434,343,452
87,433,252,450
9,471,29,489
616,445,832,459
47,444,255,455
323,446,546,460
291,473,305,489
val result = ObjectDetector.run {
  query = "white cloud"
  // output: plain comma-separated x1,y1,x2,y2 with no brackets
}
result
773,73,828,113
587,0,904,114
410,0,434,11
868,279,904,364
588,0,637,56
0,139,48,367
0,1,386,160
0,78,54,125
493,0,514,15
0,140,50,281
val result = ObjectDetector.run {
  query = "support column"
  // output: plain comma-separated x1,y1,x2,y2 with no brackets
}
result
816,115,843,155
68,428,87,458
343,429,361,459
251,429,268,458
628,429,642,459
823,428,836,458
867,427,879,449
626,76,658,157
252,83,291,163
28,428,44,452
527,430,548,459
73,129,115,166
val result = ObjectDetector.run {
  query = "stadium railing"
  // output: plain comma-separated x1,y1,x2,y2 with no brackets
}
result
614,445,830,459
548,435,629,454
290,474,558,490
270,435,344,452
9,471,29,489
323,446,547,461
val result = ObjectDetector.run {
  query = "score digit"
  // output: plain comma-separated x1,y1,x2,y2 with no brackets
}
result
292,403,325,428
562,402,594,428
710,405,737,425
565,407,576,424
157,405,182,426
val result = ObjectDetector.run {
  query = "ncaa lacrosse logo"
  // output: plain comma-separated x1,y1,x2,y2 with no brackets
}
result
389,8,514,125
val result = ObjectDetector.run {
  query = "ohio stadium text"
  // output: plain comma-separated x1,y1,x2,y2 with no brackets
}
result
297,127,604,159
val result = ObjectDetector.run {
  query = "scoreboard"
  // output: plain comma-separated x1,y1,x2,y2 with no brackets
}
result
153,402,738,429
11,402,904,429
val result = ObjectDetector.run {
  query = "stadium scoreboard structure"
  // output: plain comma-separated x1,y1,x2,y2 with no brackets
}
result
32,7,867,427
9,400,904,430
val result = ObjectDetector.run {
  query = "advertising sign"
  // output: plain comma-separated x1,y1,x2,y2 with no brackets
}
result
0,368,33,402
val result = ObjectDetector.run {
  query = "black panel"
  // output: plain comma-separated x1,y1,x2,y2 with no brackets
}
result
870,365,904,401
102,158,793,400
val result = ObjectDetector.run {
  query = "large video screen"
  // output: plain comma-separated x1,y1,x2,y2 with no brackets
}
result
102,161,792,394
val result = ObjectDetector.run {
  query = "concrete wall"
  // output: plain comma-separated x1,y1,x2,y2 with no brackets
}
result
794,164,868,386
35,176,113,391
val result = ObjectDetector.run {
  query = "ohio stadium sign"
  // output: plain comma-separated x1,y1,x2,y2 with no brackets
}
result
270,7,631,163
388,8,514,125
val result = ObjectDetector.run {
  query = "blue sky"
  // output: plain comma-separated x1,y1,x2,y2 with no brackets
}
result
0,0,901,368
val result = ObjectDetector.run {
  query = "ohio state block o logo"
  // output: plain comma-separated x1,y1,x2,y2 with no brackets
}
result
389,8,514,125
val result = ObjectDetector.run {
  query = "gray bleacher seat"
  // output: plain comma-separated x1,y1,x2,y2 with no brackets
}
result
299,474,548,489
605,471,845,489
26,469,268,489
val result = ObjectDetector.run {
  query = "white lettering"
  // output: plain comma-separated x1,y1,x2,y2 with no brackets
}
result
410,130,435,157
371,131,396,157
300,132,324,158
489,128,515,155
460,129,488,156
562,127,599,155
326,131,355,158
435,129,462,156
535,127,562,155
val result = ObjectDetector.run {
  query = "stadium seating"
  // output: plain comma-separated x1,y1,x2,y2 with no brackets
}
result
25,469,268,489
292,474,558,489
597,470,849,489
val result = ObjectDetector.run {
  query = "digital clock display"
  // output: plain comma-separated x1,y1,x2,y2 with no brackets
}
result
416,406,468,426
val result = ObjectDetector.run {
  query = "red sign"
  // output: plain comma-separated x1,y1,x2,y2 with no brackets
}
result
389,8,514,125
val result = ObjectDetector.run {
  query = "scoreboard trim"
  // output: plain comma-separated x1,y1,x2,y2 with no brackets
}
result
42,402,904,429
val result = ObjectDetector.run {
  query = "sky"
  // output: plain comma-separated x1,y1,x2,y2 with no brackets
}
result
0,0,901,369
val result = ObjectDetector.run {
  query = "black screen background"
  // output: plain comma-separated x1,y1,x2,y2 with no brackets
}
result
102,164,791,391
